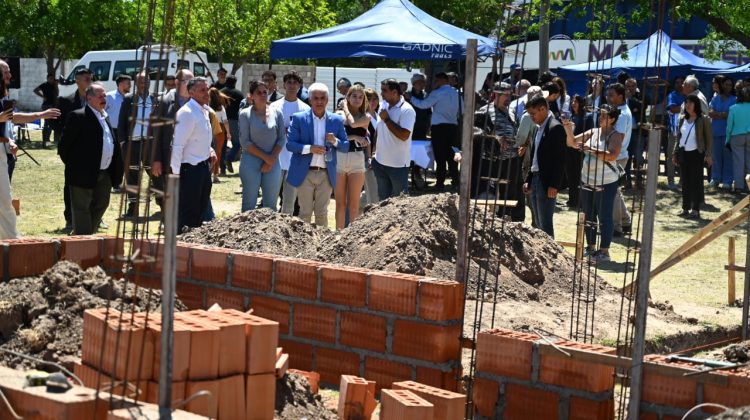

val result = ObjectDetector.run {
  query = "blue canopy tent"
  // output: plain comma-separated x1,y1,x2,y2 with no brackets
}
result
270,0,500,60
714,62,750,78
558,30,734,95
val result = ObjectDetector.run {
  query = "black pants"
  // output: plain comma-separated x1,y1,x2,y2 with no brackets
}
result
70,170,112,235
679,149,704,212
497,156,526,222
564,147,583,207
64,182,71,225
431,123,459,186
41,104,60,145
178,160,212,231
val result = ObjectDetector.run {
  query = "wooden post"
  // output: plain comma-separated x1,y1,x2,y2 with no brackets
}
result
729,236,736,305
575,213,585,262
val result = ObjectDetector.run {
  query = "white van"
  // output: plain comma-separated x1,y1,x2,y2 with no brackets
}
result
58,45,210,96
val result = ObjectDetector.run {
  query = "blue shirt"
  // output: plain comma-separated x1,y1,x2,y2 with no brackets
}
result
410,84,461,126
709,94,736,137
727,103,750,138
105,90,126,129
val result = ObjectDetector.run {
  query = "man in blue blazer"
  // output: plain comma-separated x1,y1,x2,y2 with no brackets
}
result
286,83,348,226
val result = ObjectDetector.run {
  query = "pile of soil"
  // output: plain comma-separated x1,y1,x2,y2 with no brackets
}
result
703,340,750,365
709,406,750,419
180,209,326,259
276,372,336,419
0,261,185,369
180,194,691,342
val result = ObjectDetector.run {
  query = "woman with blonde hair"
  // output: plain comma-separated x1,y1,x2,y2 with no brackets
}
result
334,85,371,229
208,87,231,182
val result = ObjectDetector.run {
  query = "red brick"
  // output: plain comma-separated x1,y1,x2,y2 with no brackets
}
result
539,352,614,392
102,236,125,272
288,369,320,393
294,303,336,343
88,314,154,382
340,312,386,352
73,360,148,399
145,380,186,406
185,379,219,418
251,296,291,334
175,314,221,380
475,328,537,380
148,241,191,278
380,389,434,420
175,281,204,309
205,287,246,311
181,310,246,377
569,396,615,420
368,272,418,315
320,265,368,306
274,258,321,299
415,367,462,393
641,369,697,409
472,377,499,418
231,251,274,291
280,339,313,371
246,373,275,420
6,239,56,278
218,374,245,420
133,273,161,290
60,236,102,268
418,279,464,321
276,352,289,378
393,380,466,420
315,348,360,385
147,315,191,381
190,246,229,284
504,383,559,420
338,375,377,420
216,309,279,375
364,357,411,390
704,373,750,409
392,320,461,363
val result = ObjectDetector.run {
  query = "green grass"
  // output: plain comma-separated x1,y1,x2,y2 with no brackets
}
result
11,131,746,329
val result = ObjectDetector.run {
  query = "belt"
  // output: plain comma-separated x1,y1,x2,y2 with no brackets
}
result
309,166,325,171
182,159,210,167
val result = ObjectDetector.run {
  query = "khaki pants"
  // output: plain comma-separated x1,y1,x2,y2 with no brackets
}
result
612,158,632,231
297,169,332,226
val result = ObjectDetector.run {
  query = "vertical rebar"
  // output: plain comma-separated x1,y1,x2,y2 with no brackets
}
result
159,174,180,419
626,128,661,419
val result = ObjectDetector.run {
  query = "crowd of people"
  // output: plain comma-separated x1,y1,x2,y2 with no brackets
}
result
2,59,750,263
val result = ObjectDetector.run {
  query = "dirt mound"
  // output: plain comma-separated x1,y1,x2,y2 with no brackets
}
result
180,208,326,259
709,406,750,419
276,372,336,419
0,261,185,369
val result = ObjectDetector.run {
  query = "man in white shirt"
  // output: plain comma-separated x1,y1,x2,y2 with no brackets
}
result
607,83,633,236
58,83,124,235
285,83,348,226
170,77,217,231
105,74,131,142
272,71,310,215
509,79,531,123
372,78,417,198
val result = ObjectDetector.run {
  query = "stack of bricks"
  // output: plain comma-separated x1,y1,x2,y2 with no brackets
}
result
639,354,750,418
16,236,463,392
77,307,279,419
472,328,616,420
337,375,466,420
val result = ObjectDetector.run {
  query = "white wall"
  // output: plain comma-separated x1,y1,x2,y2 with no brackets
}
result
315,67,422,111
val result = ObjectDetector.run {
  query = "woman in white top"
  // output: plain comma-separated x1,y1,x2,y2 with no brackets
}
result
208,88,231,183
672,94,713,219
563,104,624,262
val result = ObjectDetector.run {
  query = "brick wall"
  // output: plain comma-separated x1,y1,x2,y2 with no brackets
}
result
13,236,464,392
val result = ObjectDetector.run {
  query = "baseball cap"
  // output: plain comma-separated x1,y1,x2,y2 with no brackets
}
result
510,64,522,70
411,73,426,83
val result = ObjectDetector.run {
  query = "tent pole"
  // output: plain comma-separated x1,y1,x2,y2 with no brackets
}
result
333,65,337,111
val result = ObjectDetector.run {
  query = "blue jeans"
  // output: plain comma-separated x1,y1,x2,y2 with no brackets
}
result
530,174,556,238
711,134,733,185
202,198,215,222
580,181,618,250
239,153,282,212
372,159,408,199
225,119,241,163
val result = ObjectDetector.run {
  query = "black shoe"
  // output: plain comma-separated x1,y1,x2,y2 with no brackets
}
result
613,230,623,237
687,211,701,220
678,209,689,218
227,162,235,173
621,224,631,234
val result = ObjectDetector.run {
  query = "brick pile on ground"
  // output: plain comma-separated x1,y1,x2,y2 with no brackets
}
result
0,260,186,369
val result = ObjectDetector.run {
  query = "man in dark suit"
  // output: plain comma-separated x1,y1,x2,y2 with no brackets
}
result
118,71,157,217
58,83,124,235
150,68,193,211
57,68,92,230
286,82,348,226
523,95,566,238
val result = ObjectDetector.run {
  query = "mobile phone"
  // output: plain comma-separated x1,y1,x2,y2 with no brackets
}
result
3,100,15,112
560,110,571,120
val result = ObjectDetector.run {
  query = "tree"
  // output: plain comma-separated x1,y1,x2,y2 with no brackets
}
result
0,0,141,75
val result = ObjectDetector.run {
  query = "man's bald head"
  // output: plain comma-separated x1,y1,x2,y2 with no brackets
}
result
0,60,10,87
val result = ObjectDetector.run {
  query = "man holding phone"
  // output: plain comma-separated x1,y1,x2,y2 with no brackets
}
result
285,83,348,226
